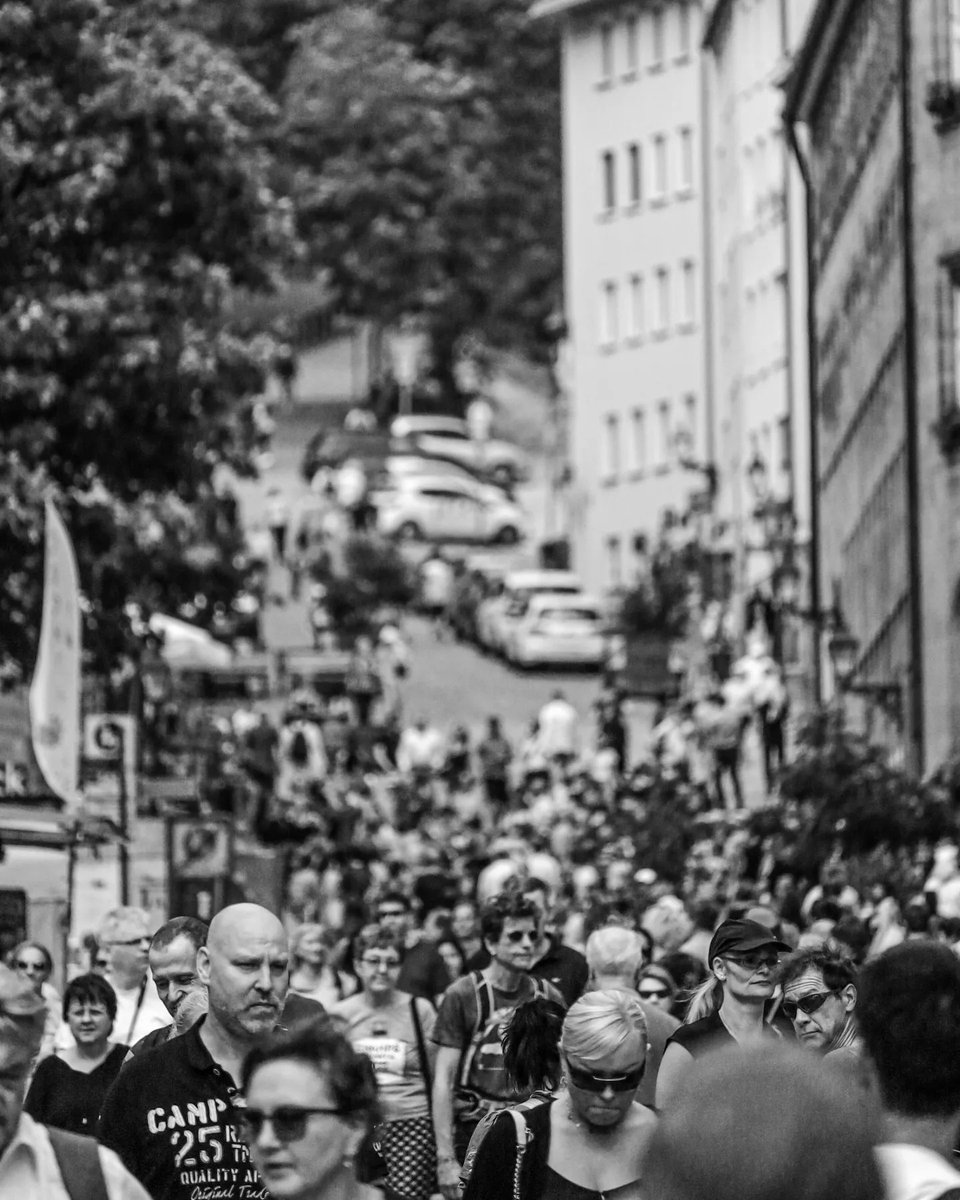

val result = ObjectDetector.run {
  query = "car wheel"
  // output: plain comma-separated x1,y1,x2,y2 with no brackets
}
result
396,521,423,541
494,525,520,546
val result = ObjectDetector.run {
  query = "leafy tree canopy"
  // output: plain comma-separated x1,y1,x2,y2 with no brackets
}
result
0,0,294,670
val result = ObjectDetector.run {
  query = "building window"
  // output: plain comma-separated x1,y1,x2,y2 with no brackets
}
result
603,414,621,480
650,7,665,70
601,150,616,213
677,0,692,59
657,400,672,467
606,536,623,587
630,407,647,472
654,267,670,334
778,414,792,474
627,273,645,339
652,134,668,201
679,261,696,329
600,23,614,84
627,143,642,206
600,281,619,347
683,395,697,456
678,126,694,195
625,12,639,75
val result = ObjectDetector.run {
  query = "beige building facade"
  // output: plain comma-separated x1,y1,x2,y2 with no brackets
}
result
534,0,706,594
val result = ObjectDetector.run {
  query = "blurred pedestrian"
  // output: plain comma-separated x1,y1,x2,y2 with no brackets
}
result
537,691,578,770
290,924,357,1008
645,1044,880,1200
478,716,513,821
266,486,290,563
346,635,383,727
11,941,59,1061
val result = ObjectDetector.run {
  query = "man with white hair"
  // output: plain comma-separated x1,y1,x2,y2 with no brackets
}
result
585,925,680,1106
99,904,301,1200
0,964,150,1199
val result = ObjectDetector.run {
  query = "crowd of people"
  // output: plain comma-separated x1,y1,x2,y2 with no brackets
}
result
8,835,960,1200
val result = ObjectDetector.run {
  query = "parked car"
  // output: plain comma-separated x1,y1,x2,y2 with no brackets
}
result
300,429,406,484
504,593,606,670
476,569,583,655
375,475,525,545
390,414,529,487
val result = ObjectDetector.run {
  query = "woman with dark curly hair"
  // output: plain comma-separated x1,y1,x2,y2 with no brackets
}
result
24,972,125,1134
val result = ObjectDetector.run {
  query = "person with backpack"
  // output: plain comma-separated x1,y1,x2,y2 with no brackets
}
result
0,963,150,1200
431,893,565,1200
461,991,657,1200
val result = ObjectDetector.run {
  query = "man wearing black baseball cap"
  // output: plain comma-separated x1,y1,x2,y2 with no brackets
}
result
656,919,791,1110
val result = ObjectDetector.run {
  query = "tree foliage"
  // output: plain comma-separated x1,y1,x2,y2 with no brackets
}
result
0,0,294,670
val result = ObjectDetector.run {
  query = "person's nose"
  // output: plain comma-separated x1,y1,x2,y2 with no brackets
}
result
255,1117,281,1152
599,1084,616,1101
255,963,274,992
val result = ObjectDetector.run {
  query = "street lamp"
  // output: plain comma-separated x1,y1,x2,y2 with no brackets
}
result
827,617,904,728
673,427,718,506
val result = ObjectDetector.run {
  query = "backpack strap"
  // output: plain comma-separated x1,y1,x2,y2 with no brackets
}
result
410,995,432,1111
47,1126,109,1200
456,971,495,1089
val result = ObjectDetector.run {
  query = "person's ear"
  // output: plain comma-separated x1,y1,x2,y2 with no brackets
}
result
712,955,726,980
841,983,857,1013
196,946,212,988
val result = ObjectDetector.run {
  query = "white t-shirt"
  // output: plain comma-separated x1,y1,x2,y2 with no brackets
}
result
537,698,578,757
876,1142,960,1200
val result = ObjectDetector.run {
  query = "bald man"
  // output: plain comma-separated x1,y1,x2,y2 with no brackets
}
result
99,904,301,1200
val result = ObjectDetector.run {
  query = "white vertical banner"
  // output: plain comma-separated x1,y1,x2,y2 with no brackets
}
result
29,498,81,806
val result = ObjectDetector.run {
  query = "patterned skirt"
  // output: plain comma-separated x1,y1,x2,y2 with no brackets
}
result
377,1115,438,1200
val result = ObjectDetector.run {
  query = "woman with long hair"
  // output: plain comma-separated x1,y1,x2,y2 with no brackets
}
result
11,940,59,1060
463,990,657,1200
655,919,789,1111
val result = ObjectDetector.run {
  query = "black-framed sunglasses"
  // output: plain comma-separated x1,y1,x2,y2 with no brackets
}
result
781,991,836,1022
504,929,537,944
638,986,670,1001
566,1061,645,1093
16,960,47,973
238,1105,344,1143
724,951,780,971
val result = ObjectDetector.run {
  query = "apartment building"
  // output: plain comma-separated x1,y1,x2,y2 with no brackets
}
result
702,0,815,681
533,0,706,595
785,0,960,770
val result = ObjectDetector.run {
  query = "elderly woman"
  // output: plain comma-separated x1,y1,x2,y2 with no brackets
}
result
656,919,790,1111
290,925,357,1008
24,973,125,1134
463,990,658,1200
241,1020,383,1200
331,923,437,1200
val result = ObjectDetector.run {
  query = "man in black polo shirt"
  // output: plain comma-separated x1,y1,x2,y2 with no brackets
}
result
99,903,293,1200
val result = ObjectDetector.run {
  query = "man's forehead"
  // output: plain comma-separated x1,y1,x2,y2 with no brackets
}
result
218,928,288,957
151,936,200,968
784,969,827,996
501,917,536,933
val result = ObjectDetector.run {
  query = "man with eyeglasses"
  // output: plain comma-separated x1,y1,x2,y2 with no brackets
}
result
431,893,564,1200
59,908,170,1053
777,946,861,1063
100,903,308,1200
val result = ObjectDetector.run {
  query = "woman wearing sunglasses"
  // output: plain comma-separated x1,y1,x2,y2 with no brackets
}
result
330,923,438,1200
11,940,59,1061
241,1021,383,1200
637,965,677,1013
656,919,790,1111
463,990,656,1200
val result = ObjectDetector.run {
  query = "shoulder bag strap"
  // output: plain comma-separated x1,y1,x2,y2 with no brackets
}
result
47,1126,110,1200
506,1110,530,1200
409,996,433,1111
124,976,148,1045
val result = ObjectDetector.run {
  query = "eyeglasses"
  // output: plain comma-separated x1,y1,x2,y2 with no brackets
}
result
94,959,110,969
724,951,780,971
638,987,670,1001
16,960,46,973
781,991,836,1022
361,957,401,971
378,909,406,920
108,937,150,947
504,930,537,944
565,1062,645,1094
238,1105,344,1143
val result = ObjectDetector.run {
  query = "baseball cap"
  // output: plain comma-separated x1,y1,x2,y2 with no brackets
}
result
708,919,791,964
